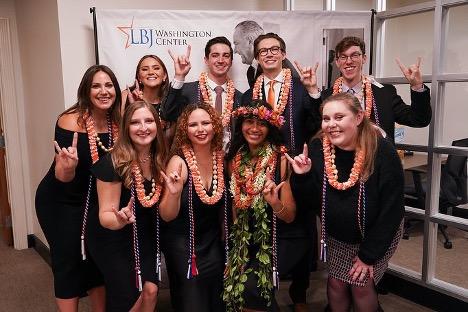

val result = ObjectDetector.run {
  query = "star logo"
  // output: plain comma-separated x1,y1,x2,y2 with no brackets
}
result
117,17,135,49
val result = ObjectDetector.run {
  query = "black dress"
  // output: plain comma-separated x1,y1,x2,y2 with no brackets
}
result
35,126,105,299
161,158,225,312
87,153,159,312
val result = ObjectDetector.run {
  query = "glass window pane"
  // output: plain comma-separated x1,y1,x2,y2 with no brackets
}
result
434,224,468,289
336,0,375,11
294,0,323,10
381,11,434,76
393,84,431,145
386,0,433,10
390,218,423,274
444,5,468,73
403,151,428,212
441,82,468,146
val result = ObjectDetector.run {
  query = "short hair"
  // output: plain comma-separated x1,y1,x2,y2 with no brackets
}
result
253,32,286,58
204,36,233,60
234,20,264,41
335,36,366,56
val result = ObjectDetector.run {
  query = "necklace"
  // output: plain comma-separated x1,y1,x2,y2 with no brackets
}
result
322,136,364,190
181,145,225,205
333,75,375,122
84,112,119,163
252,68,292,116
132,163,162,208
199,72,235,127
139,153,151,164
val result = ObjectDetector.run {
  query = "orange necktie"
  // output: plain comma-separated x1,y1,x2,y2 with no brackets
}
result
268,80,276,108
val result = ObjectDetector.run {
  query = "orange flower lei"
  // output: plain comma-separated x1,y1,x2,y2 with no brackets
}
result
332,75,374,119
252,68,292,115
199,72,235,127
181,145,225,205
131,163,162,208
323,136,364,190
230,144,278,209
84,112,119,164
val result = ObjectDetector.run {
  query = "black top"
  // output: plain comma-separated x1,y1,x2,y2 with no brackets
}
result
291,137,405,265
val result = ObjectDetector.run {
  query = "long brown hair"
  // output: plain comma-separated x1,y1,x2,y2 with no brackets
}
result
61,65,122,127
171,103,223,157
318,93,380,181
112,101,167,188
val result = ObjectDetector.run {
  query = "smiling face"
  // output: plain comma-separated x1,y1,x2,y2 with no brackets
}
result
89,71,116,112
256,37,286,78
187,108,215,147
137,56,167,89
321,100,363,151
242,118,269,151
335,45,367,87
204,43,232,81
129,107,157,151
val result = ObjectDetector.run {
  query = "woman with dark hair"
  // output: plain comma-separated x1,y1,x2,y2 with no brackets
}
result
159,102,227,312
223,100,296,312
88,101,167,311
288,93,404,312
123,50,191,143
35,64,121,311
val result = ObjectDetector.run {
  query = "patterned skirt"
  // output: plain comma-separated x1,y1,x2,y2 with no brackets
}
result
326,223,402,287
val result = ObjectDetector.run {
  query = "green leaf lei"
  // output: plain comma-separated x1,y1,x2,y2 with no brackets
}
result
223,143,276,311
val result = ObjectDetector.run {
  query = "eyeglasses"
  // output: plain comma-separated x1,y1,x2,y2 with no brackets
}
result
337,52,362,62
257,46,283,57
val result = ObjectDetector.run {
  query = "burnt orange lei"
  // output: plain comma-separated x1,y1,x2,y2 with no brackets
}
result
252,68,292,115
131,162,162,208
181,145,225,205
199,72,235,127
332,76,374,119
84,112,119,164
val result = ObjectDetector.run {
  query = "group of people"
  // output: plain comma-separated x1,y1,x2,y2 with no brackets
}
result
35,32,431,312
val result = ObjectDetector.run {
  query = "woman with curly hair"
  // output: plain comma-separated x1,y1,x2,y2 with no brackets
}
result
35,64,121,311
87,101,168,311
223,99,296,312
159,102,227,312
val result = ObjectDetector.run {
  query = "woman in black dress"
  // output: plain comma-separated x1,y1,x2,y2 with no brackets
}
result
159,102,227,312
89,101,168,311
35,65,121,311
223,100,296,312
288,93,405,312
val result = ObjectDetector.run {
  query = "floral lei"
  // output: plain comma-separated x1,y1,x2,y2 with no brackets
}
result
252,68,292,116
323,136,364,190
131,163,163,208
84,112,119,164
181,145,225,205
223,143,278,310
333,75,374,120
199,72,235,127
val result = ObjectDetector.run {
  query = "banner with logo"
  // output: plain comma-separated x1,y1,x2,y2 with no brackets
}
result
96,9,371,92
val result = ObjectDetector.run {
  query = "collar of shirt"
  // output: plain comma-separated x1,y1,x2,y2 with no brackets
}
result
206,76,227,92
342,80,363,94
263,71,285,86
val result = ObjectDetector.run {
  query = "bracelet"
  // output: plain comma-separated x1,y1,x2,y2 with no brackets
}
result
273,203,286,215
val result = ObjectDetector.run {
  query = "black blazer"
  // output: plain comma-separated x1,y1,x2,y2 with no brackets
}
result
318,84,432,142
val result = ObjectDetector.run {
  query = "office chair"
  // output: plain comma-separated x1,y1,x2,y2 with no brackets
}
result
404,138,468,249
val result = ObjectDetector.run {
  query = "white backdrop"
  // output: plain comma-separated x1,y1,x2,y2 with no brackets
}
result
96,9,372,92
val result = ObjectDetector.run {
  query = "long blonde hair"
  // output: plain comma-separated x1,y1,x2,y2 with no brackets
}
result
318,93,381,181
112,101,168,188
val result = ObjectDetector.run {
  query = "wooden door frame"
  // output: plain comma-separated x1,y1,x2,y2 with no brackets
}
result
0,18,31,249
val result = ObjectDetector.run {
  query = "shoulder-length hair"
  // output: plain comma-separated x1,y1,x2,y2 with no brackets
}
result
128,55,169,102
317,92,380,181
111,101,168,188
171,102,223,157
226,100,284,161
61,65,122,127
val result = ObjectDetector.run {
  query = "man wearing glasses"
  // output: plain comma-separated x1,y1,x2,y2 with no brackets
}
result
241,32,321,312
310,36,432,143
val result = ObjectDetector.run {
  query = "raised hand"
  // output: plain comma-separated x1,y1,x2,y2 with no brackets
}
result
349,256,374,282
169,45,192,80
161,162,184,195
127,79,143,104
262,171,285,208
54,131,79,171
285,143,312,174
294,61,319,94
396,57,423,89
112,197,136,226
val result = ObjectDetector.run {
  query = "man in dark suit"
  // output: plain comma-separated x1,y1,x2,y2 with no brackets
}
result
161,36,242,151
241,32,321,312
233,21,300,88
309,36,431,143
